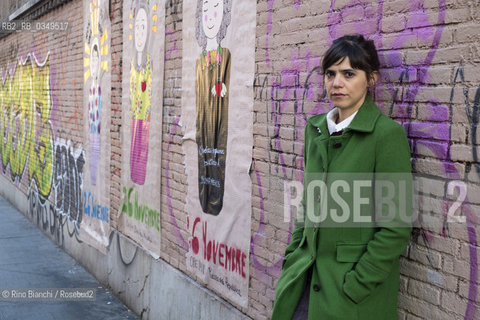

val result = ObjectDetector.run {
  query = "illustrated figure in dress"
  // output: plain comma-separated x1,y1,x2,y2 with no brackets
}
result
89,41,101,185
129,0,153,185
85,0,108,186
195,0,232,215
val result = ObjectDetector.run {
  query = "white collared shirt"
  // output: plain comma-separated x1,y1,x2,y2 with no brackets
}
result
326,107,358,135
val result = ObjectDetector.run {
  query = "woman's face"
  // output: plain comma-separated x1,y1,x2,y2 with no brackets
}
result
135,8,148,53
324,57,374,114
202,0,223,40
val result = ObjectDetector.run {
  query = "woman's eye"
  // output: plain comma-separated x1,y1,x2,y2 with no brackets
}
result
325,71,334,78
345,72,354,78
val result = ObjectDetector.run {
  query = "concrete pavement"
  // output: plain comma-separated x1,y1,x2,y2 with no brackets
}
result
0,195,138,320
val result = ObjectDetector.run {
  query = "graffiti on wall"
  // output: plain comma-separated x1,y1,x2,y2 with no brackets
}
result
0,52,54,201
121,186,160,231
0,50,88,245
53,139,85,229
120,0,165,257
165,28,178,61
27,187,64,245
253,1,478,319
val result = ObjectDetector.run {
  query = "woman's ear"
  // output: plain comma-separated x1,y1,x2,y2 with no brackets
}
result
368,71,379,87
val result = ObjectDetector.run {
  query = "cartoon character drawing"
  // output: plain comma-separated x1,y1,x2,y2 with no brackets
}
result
84,0,108,185
89,42,101,185
128,0,157,185
195,0,232,215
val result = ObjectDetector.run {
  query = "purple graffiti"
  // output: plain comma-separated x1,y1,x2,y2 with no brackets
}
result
255,2,478,318
251,51,326,276
250,169,283,273
165,116,188,250
165,28,178,62
163,30,187,250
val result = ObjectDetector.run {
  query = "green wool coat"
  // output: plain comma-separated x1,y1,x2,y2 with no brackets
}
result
272,97,412,320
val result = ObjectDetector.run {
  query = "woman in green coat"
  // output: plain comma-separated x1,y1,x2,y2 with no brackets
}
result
272,34,412,320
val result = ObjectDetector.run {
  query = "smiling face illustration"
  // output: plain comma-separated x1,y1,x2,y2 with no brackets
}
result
202,0,224,40
134,7,148,53
90,42,100,81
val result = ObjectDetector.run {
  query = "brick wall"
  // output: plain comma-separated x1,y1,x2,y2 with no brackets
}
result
250,1,480,319
161,0,188,272
110,0,123,228
0,0,83,201
0,0,479,319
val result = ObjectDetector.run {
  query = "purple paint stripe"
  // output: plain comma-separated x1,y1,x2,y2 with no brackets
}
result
437,123,479,319
165,28,178,61
406,1,446,102
377,0,384,48
405,122,450,141
415,139,448,159
425,3,479,317
466,221,478,320
166,116,188,250
250,169,283,272
49,51,59,136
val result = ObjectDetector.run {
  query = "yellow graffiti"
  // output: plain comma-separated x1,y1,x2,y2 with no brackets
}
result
0,54,54,201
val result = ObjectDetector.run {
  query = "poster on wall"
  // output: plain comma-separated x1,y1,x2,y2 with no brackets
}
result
81,0,112,252
182,0,255,307
118,0,165,257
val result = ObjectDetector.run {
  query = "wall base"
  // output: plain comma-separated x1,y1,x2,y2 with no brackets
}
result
0,176,250,320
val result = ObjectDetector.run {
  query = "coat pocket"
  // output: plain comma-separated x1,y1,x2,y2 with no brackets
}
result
336,243,368,263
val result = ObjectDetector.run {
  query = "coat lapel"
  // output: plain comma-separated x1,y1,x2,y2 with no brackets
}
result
307,113,329,172
345,96,382,134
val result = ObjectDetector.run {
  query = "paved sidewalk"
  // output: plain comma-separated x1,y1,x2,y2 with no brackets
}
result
0,195,138,320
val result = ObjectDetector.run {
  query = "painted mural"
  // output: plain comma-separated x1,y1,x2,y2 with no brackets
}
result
119,0,165,257
0,50,83,246
82,0,111,251
182,0,256,307
194,0,231,215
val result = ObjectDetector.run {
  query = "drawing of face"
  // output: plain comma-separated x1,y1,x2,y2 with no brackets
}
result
90,43,100,80
202,0,223,40
135,8,148,53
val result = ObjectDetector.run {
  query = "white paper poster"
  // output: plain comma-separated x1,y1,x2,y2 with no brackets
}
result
182,0,256,307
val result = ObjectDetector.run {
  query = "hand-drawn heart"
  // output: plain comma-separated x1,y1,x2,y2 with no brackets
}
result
215,82,222,97
141,81,146,92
